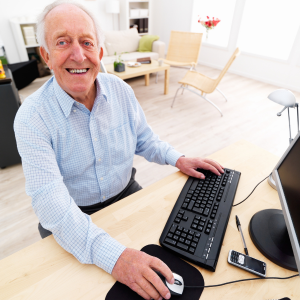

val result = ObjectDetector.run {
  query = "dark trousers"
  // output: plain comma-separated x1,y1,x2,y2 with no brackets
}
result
38,168,142,239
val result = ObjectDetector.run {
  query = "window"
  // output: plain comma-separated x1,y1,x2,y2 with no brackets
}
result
237,0,300,60
191,0,237,47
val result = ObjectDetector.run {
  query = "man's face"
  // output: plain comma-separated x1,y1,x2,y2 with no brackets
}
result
41,4,103,97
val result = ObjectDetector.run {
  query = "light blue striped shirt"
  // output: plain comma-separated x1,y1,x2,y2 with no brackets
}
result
14,73,183,273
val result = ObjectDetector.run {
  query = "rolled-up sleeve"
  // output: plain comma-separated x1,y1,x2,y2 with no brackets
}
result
14,116,126,274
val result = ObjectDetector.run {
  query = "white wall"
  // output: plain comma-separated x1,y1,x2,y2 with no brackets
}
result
152,0,300,93
0,0,114,64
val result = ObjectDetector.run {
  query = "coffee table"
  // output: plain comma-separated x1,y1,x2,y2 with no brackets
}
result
105,60,170,95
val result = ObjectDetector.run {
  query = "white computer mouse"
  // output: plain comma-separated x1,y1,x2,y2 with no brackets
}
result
154,271,184,296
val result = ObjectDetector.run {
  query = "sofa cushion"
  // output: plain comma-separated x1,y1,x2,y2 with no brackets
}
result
101,51,159,65
102,43,108,56
104,28,140,56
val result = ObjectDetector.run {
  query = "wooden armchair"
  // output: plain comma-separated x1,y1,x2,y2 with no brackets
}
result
171,48,241,116
164,31,203,68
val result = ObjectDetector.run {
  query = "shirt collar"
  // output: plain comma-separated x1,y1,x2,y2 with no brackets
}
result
53,74,109,118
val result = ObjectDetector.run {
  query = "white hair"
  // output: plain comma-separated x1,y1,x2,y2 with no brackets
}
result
36,0,105,53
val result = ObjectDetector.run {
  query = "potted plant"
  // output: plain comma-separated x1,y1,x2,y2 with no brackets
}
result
114,52,125,72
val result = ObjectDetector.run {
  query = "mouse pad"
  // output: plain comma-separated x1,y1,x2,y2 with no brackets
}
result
105,244,204,300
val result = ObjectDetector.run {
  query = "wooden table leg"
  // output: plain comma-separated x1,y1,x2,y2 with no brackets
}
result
164,68,169,95
145,74,150,86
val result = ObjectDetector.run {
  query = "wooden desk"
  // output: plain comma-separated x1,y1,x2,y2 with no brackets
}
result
105,60,170,95
0,140,299,299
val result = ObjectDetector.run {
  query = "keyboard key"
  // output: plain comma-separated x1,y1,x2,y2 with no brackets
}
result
188,189,194,194
208,220,213,224
192,207,203,214
193,220,199,224
167,233,173,238
170,224,177,233
175,230,181,235
190,180,198,190
177,242,189,251
182,203,188,208
187,200,195,210
201,217,206,222
207,224,212,229
173,235,179,241
195,203,200,208
179,210,185,215
211,214,216,218
177,214,182,218
191,242,197,248
185,240,191,245
189,247,195,254
195,215,201,220
192,197,197,200
191,224,197,229
203,208,210,216
187,235,193,240
193,237,199,243
189,230,195,235
175,218,180,223
177,226,183,231
179,238,185,243
165,238,176,246
197,226,203,231
182,216,188,221
195,233,201,238
205,228,210,234
181,233,187,238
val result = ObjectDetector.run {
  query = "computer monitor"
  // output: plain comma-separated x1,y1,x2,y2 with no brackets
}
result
249,131,300,272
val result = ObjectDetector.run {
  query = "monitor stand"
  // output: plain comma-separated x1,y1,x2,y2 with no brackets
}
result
249,209,297,271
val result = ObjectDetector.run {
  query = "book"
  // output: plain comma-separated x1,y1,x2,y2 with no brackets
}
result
137,57,151,64
144,18,148,33
138,18,144,33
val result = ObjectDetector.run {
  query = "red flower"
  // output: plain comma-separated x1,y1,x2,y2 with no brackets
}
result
207,16,209,19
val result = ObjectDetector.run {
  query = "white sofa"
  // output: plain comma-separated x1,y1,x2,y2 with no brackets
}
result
101,28,165,65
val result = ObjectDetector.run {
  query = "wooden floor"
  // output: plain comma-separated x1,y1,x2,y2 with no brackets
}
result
1,64,299,260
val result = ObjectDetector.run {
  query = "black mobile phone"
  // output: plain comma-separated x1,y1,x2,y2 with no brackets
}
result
228,250,266,277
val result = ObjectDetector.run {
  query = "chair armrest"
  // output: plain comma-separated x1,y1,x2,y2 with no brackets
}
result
152,40,165,59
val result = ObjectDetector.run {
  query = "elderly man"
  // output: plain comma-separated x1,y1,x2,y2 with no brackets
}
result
14,1,223,299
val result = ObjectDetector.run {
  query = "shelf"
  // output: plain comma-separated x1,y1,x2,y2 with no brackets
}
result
129,0,149,2
129,16,149,19
139,33,149,36
25,44,39,48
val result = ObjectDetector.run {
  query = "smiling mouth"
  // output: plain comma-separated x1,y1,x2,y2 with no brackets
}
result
66,68,89,74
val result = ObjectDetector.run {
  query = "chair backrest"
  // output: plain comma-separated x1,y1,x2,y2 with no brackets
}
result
214,48,240,88
166,31,203,65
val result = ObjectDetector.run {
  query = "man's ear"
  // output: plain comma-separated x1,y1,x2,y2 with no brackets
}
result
40,46,52,70
99,47,104,61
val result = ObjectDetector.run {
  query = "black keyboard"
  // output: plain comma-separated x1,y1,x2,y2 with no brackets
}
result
159,168,241,272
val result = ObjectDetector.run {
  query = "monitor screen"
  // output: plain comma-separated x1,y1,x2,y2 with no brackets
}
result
277,137,300,247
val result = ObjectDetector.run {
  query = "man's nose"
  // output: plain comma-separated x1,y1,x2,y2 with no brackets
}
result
70,42,86,63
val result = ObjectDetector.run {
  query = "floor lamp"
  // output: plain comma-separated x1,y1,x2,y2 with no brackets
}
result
106,0,120,30
268,89,299,190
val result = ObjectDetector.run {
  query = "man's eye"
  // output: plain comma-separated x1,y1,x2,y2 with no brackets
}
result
84,42,91,46
58,41,66,45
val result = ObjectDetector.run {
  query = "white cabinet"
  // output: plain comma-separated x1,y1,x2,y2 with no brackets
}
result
120,0,151,35
9,17,39,62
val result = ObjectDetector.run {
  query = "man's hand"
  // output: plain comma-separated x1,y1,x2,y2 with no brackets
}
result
176,157,224,179
112,248,174,300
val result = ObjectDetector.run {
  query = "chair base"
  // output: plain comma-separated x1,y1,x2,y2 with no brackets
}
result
171,85,224,117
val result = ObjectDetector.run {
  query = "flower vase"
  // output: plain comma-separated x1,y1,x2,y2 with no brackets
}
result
206,29,209,41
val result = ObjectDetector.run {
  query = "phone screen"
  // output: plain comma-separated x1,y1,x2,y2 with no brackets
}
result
244,256,266,274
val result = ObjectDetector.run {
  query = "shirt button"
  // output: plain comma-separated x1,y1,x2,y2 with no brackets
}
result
103,196,105,200
94,138,97,141
100,177,103,180
73,110,76,112
98,158,101,162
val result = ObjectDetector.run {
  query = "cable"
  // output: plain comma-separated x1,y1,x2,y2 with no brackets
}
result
232,173,270,207
184,274,299,289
